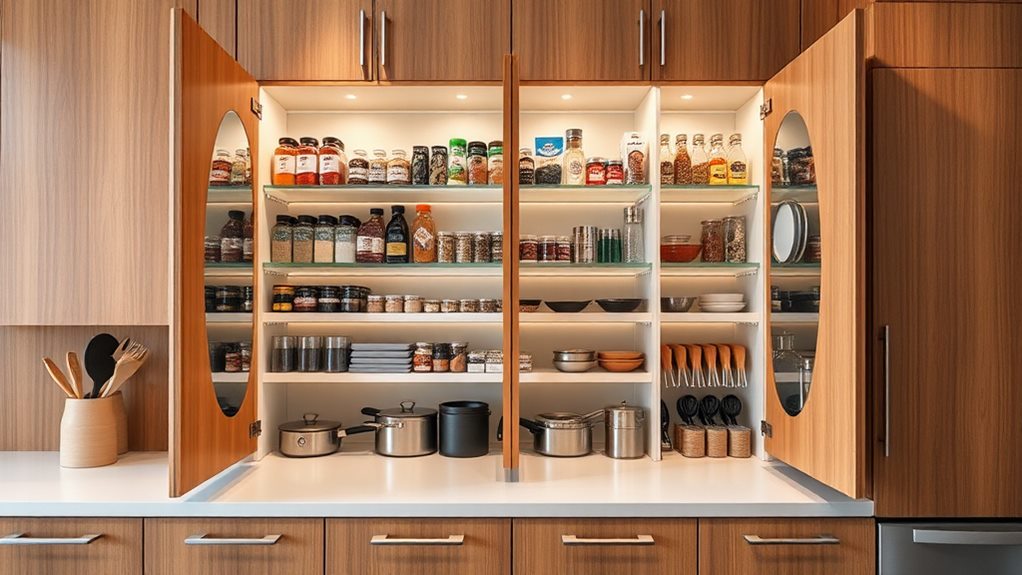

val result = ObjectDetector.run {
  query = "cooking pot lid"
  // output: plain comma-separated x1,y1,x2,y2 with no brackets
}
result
376,400,437,418
605,402,646,428
536,410,602,429
278,413,342,433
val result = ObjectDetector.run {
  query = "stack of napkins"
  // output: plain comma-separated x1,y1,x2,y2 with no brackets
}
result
348,343,414,373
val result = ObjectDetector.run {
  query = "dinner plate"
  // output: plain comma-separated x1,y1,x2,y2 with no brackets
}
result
772,201,800,263
699,293,745,303
794,201,809,263
699,302,747,313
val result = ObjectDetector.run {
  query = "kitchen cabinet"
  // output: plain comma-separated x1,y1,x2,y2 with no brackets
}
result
144,518,323,574
0,518,142,575
327,518,511,575
871,68,1022,518
698,518,874,575
653,0,800,82
801,0,865,50
376,0,507,82
513,0,650,82
512,519,697,575
238,0,373,81
197,0,237,57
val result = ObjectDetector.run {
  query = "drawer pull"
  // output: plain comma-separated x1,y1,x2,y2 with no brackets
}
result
913,529,1022,546
1,532,102,545
185,533,281,546
561,534,655,546
744,535,839,545
371,534,465,546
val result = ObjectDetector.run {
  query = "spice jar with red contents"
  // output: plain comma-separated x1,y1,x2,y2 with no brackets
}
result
585,157,607,186
606,160,625,185
209,149,232,186
319,137,347,185
295,137,320,185
519,235,538,263
272,137,299,186
538,235,558,263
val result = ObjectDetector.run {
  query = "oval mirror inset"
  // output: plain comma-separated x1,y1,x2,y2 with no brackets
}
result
769,111,820,417
204,110,254,418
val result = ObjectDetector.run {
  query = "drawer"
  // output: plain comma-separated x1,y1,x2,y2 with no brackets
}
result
0,518,142,575
513,518,697,575
698,518,875,575
327,518,510,575
143,518,323,575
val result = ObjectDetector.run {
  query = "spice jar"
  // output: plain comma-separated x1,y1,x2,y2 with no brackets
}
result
479,299,498,313
455,232,474,263
317,286,341,312
368,149,388,184
334,215,359,264
448,139,467,185
319,137,347,185
340,286,363,312
348,149,369,185
700,219,725,263
314,215,337,263
659,133,675,185
241,286,254,312
437,231,456,263
459,299,480,313
467,350,486,373
296,137,320,186
297,336,322,372
209,149,232,186
272,285,295,312
384,295,404,313
606,160,625,185
271,336,297,372
674,134,692,184
487,140,504,185
224,344,242,372
230,148,249,186
441,299,459,313
585,157,607,186
219,210,245,263
429,146,448,185
204,236,221,263
519,235,538,263
387,149,411,185
270,215,293,262
723,216,747,263
292,215,316,263
467,141,488,185
518,148,535,185
450,342,468,373
539,235,558,263
413,342,434,373
411,204,437,263
242,214,254,263
404,295,423,313
564,129,586,185
215,286,241,312
432,343,452,372
423,299,441,313
411,146,429,186
272,137,298,186
472,232,491,263
356,208,386,263
366,294,385,313
294,287,318,312
490,231,503,263
556,236,572,262
239,342,252,372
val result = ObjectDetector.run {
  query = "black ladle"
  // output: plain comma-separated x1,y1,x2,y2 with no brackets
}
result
721,394,743,426
84,333,120,398
660,400,672,449
676,395,700,426
699,395,720,426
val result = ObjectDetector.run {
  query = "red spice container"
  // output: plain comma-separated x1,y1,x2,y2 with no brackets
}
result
295,137,320,185
585,157,607,186
605,160,625,185
271,137,299,186
318,137,347,185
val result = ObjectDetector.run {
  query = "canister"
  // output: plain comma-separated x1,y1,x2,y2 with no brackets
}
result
604,403,645,459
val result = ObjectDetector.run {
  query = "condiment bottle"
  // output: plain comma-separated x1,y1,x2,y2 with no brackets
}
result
659,134,675,185
448,139,467,185
411,204,437,263
319,137,347,185
674,134,692,185
518,148,535,185
271,137,299,186
368,149,388,185
727,133,749,184
295,137,320,185
356,208,386,263
467,141,488,185
690,134,710,185
387,149,411,185
334,215,360,263
385,205,410,264
563,128,585,185
707,133,728,185
348,149,369,185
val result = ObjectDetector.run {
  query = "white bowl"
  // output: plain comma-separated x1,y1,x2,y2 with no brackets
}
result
699,293,746,303
699,303,747,313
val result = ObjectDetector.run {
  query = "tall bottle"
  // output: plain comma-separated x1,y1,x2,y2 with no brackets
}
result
727,133,749,184
623,206,645,264
690,134,710,185
707,133,729,185
385,205,410,263
659,134,674,185
674,134,692,184
356,208,386,263
563,128,586,185
411,204,437,263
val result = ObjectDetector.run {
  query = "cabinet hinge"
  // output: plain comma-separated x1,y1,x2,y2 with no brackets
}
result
249,420,262,438
760,420,773,437
250,97,263,120
759,98,773,120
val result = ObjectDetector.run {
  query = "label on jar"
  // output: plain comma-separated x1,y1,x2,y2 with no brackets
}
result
319,155,340,175
448,157,467,184
296,153,317,174
387,165,409,183
566,158,585,185
273,154,295,175
357,236,384,255
349,162,368,182
368,162,387,183
413,226,434,250
386,242,407,257
709,163,728,184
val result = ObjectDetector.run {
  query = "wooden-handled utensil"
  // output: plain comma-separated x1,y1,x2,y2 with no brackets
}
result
732,344,748,387
660,345,675,389
685,344,704,388
42,357,76,399
99,342,150,398
716,344,733,388
671,344,689,387
66,352,84,399
702,344,720,387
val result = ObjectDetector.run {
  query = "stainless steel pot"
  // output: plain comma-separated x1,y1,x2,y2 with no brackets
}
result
519,410,603,457
277,413,376,458
604,403,646,459
361,401,437,457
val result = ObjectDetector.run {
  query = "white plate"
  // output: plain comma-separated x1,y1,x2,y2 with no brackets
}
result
699,293,745,303
772,202,800,264
794,201,809,263
699,303,747,313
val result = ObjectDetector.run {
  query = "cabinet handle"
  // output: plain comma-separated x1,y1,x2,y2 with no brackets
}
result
638,10,645,67
744,535,840,545
882,324,891,457
358,9,366,67
380,11,387,68
913,529,1022,546
659,10,666,66
371,534,464,546
184,533,281,546
561,534,655,546
0,532,102,546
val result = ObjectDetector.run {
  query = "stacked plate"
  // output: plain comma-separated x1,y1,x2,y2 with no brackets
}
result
772,200,809,264
698,293,747,313
348,343,413,373
597,351,645,373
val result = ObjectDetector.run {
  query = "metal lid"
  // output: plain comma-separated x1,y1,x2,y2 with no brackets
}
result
605,403,646,429
278,413,341,433
536,410,602,430
272,336,297,349
376,400,437,419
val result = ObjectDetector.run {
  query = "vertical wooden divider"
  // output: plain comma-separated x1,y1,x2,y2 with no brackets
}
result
501,54,521,480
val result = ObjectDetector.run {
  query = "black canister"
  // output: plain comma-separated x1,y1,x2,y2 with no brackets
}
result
204,286,216,312
439,401,491,458
208,342,226,372
411,146,429,185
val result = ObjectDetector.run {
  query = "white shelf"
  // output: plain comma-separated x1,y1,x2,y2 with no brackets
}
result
771,264,821,277
263,312,500,324
263,263,501,277
660,263,759,278
520,369,651,384
520,312,651,324
206,313,253,324
213,372,250,383
207,185,254,204
661,312,760,324
660,185,758,205
771,313,820,325
519,185,651,204
264,184,501,205
263,372,503,384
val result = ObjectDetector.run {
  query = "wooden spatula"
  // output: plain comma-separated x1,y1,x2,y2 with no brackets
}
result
66,352,84,399
42,357,75,399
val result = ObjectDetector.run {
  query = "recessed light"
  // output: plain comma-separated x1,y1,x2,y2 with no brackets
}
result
345,94,357,100
561,94,573,101
455,94,469,100
680,94,694,101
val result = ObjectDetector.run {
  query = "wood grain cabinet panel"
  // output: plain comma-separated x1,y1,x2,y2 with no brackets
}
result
376,0,506,82
872,68,1022,518
512,519,697,575
654,0,800,82
197,0,237,57
0,518,142,575
698,518,874,575
238,0,373,81
327,518,510,575
143,518,323,575
513,0,650,82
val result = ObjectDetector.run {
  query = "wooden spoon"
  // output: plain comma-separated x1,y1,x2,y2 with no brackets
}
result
685,344,704,387
731,344,748,387
671,344,689,387
66,352,84,399
716,344,733,387
702,344,720,387
42,357,75,399
660,345,675,388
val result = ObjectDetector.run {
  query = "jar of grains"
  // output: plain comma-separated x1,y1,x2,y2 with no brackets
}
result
519,235,538,263
387,149,411,185
473,232,491,263
441,299,460,313
219,210,245,263
317,286,340,312
294,287,318,312
479,299,498,313
518,148,535,185
723,216,747,263
432,344,451,372
490,231,503,262
209,149,232,186
487,140,503,185
368,149,388,184
437,231,456,263
413,342,433,372
334,215,359,264
339,286,363,312
204,236,221,263
272,285,295,312
411,146,429,185
366,294,385,313
450,342,468,372
404,295,423,313
314,215,337,263
384,295,404,313
290,216,315,263
459,299,480,313
539,235,558,263
429,146,448,185
467,141,488,185
455,232,474,263
700,219,725,263
556,236,572,261
348,149,369,185
423,299,441,313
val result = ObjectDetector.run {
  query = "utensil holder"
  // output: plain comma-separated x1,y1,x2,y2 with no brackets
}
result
60,396,118,468
705,426,728,458
676,424,706,458
727,426,751,458
111,391,128,454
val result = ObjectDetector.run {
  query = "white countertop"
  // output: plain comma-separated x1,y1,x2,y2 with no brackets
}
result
0,450,873,517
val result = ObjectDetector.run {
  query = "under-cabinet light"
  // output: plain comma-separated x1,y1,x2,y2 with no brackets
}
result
345,94,357,100
680,94,694,100
561,94,573,100
456,94,469,100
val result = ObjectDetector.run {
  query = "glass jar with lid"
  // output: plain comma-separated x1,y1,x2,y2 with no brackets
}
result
487,140,504,184
429,146,448,185
437,231,456,263
411,146,429,185
319,137,347,185
707,133,728,185
726,133,748,184
295,137,320,185
208,148,231,186
538,235,558,263
467,141,488,185
292,215,316,263
272,137,299,186
518,148,535,185
314,215,337,263
723,215,747,263
448,139,467,185
411,204,437,263
356,208,386,263
270,215,293,263
334,215,359,264
700,219,725,262
368,149,388,184
348,149,369,185
219,210,245,263
413,342,434,372
563,128,585,185
387,149,411,185
243,213,254,263
454,232,474,263
519,234,538,263
690,134,710,185
432,343,452,372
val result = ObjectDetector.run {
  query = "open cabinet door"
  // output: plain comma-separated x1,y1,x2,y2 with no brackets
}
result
762,11,867,498
171,10,260,497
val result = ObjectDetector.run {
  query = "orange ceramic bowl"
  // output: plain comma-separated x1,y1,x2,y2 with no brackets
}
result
598,358,645,372
597,351,644,361
660,243,702,263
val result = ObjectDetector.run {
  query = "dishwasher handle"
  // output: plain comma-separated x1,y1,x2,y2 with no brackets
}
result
914,529,1022,546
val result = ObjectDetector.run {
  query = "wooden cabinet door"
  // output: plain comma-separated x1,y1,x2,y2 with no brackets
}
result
698,518,874,575
653,0,800,82
762,12,867,498
327,519,510,575
513,0,650,82
872,68,1022,518
144,518,323,575
513,519,697,575
376,0,506,82
238,0,372,81
801,0,866,51
0,518,142,575
171,10,259,497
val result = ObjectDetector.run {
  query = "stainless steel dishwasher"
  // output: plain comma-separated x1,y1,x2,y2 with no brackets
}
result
880,522,1022,574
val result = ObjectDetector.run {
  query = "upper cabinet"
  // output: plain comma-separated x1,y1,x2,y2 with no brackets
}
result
513,0,650,82
197,0,238,57
654,0,800,82
238,0,373,81
376,0,506,82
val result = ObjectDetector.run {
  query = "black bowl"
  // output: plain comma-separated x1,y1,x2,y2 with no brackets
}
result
595,298,643,313
545,300,592,313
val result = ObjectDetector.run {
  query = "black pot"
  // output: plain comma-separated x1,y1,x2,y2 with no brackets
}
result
439,401,490,458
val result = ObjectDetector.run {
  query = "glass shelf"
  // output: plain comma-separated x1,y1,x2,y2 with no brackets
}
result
771,263,821,277
519,184,651,204
771,312,820,325
207,185,254,204
519,262,651,277
263,312,500,324
660,262,759,277
204,263,254,277
660,184,758,205
263,262,502,277
264,184,501,205
771,184,818,203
